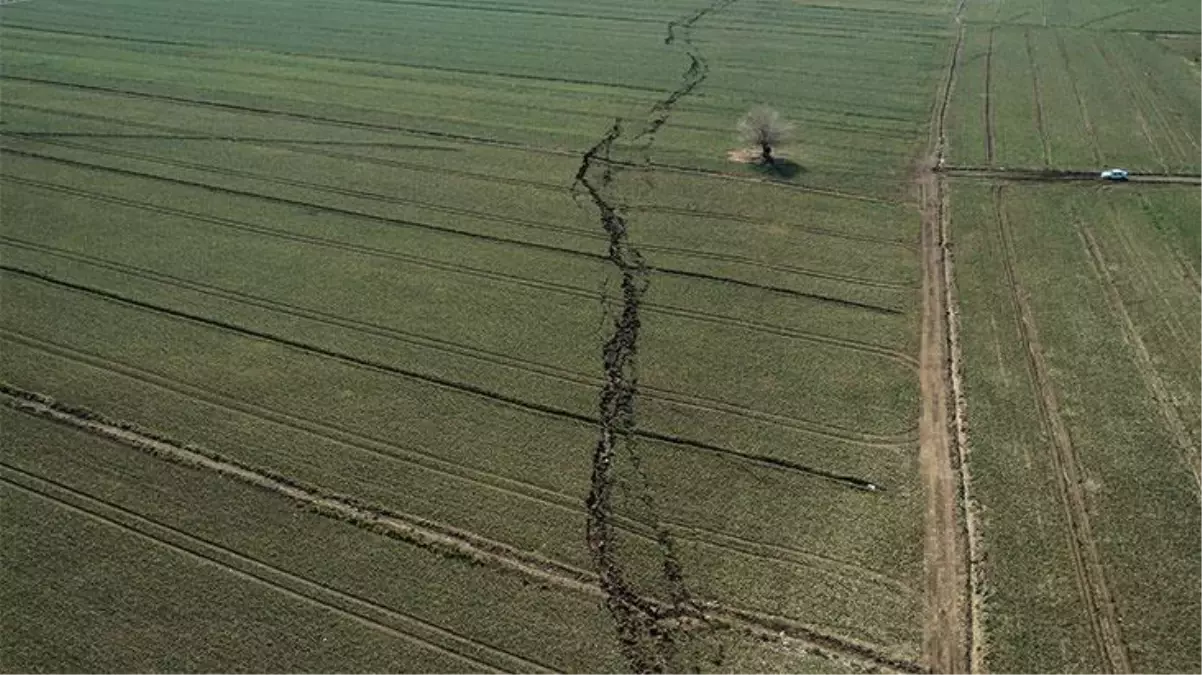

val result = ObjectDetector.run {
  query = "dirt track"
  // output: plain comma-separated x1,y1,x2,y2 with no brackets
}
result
915,3,974,672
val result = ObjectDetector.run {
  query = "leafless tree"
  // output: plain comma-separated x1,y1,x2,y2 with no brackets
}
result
737,106,791,165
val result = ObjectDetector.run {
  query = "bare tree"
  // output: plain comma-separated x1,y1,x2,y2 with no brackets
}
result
737,106,791,165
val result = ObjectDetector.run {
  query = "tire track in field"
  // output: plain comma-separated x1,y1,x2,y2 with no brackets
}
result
626,205,919,253
990,185,1131,673
0,466,547,674
1112,37,1200,155
1022,28,1052,167
1136,192,1202,293
1095,36,1189,168
2,119,913,294
0,387,921,673
2,86,897,206
0,333,914,602
1091,37,1167,173
1052,31,1104,165
0,269,896,487
0,237,914,445
0,168,916,372
0,145,907,315
0,75,580,157
1101,203,1191,350
983,26,996,166
1074,219,1201,492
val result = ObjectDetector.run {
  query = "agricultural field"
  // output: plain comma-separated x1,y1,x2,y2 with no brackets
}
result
943,0,1201,673
0,0,1198,673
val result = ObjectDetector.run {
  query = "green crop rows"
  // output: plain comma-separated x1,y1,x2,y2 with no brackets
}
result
1,0,1198,672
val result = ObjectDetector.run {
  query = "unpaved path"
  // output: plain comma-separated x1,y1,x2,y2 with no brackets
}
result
916,3,976,672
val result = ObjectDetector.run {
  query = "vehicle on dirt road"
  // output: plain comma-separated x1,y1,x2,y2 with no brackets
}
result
1101,168,1130,181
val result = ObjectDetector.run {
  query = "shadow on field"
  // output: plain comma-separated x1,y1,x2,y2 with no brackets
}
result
748,158,806,180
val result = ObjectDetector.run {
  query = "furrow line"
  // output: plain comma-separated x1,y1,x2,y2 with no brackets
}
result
0,74,581,156
1053,31,1104,165
1023,28,1052,167
991,186,1131,673
0,385,914,672
0,335,911,597
0,239,912,444
0,150,907,315
0,273,892,488
1,119,912,293
0,465,543,674
1075,219,1200,490
627,205,919,253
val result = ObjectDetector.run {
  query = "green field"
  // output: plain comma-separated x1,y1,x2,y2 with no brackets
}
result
1,0,1198,672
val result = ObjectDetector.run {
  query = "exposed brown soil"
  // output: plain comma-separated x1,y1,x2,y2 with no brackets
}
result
916,3,977,672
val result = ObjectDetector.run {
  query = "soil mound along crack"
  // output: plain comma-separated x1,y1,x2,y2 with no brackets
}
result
572,2,742,670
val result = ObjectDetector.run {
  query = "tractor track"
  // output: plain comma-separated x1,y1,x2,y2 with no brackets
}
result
1074,220,1201,492
3,75,897,205
0,331,912,601
1022,28,1052,166
1,234,916,445
0,123,912,292
0,145,906,315
983,26,996,166
990,186,1131,673
0,385,918,673
1053,31,1104,165
0,173,918,368
0,267,901,486
0,465,546,675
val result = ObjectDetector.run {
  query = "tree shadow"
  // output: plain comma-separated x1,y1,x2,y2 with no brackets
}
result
748,158,806,180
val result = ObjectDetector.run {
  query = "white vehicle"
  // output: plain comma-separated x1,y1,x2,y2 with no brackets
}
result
1100,168,1130,181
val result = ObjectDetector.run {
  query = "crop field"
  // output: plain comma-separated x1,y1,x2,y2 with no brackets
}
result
943,0,1201,673
1,0,1198,673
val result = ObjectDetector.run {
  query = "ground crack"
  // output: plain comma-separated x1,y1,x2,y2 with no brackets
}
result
572,3,739,669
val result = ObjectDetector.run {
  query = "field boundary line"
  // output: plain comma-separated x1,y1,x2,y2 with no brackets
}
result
990,186,1131,672
1073,218,1202,492
1023,28,1053,166
0,386,920,673
915,0,974,670
0,465,546,674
